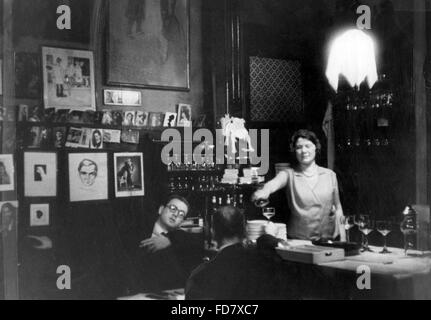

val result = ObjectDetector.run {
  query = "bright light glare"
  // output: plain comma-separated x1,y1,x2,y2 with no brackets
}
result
325,29,378,91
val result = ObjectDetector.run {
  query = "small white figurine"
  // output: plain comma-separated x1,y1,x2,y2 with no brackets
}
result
220,114,254,154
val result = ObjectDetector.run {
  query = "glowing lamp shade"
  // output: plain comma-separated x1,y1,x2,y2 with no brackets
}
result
325,29,378,91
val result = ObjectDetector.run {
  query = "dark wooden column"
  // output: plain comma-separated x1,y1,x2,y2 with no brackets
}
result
2,0,19,300
413,0,428,204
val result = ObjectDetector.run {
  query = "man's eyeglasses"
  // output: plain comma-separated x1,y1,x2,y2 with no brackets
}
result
166,204,186,219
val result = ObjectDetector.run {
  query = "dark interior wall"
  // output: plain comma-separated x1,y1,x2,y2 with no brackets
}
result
237,0,416,228
8,0,204,299
12,0,203,116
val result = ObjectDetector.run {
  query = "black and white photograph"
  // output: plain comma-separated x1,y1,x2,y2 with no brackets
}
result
163,112,177,127
0,154,14,192
23,126,51,148
24,152,57,197
3,0,431,303
29,203,50,227
104,89,142,106
148,112,164,127
42,46,96,110
90,129,104,149
122,111,135,126
52,127,67,148
68,153,108,202
114,152,145,197
134,111,149,126
65,127,92,148
0,201,18,235
176,103,191,127
120,129,140,144
103,129,122,143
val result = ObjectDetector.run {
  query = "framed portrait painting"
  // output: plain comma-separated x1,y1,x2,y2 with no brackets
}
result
68,153,108,202
42,46,96,110
107,0,190,90
114,152,144,197
24,152,57,197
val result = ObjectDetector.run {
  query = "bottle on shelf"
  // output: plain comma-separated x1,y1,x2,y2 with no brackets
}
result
226,194,231,205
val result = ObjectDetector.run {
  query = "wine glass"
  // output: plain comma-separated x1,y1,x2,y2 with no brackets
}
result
262,207,275,221
342,215,355,243
357,215,374,252
376,220,392,254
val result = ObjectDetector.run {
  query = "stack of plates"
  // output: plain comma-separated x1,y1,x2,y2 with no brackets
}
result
246,220,267,241
246,221,288,241
273,223,287,241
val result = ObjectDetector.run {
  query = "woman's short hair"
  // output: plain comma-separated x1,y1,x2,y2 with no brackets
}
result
290,129,322,155
213,206,246,243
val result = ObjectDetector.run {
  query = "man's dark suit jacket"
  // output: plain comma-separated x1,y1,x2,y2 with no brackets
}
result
133,216,204,293
185,243,285,300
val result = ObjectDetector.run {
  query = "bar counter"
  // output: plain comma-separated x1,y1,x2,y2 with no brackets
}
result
275,240,431,300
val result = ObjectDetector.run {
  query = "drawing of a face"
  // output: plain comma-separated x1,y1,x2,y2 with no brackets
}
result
78,159,98,186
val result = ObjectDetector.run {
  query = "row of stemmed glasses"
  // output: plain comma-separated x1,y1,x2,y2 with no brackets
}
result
341,215,393,254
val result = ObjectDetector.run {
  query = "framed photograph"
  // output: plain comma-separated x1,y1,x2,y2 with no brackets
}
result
52,127,67,148
15,52,42,99
114,152,144,197
163,112,177,127
122,111,136,126
24,152,57,197
68,153,108,202
0,154,15,192
104,89,142,106
18,104,29,121
121,129,140,144
148,112,164,127
101,110,113,125
90,129,104,149
0,201,18,234
177,103,192,127
103,129,121,143
107,0,190,90
65,127,92,148
135,111,149,127
30,203,50,227
23,126,52,148
42,46,96,110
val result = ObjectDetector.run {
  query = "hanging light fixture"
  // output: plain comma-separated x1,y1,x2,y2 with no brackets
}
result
325,29,378,91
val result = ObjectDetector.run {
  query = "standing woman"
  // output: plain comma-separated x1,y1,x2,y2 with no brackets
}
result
252,129,346,241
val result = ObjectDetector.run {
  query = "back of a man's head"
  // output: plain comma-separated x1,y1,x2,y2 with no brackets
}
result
213,206,246,244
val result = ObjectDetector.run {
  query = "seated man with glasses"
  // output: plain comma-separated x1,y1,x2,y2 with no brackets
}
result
135,194,204,292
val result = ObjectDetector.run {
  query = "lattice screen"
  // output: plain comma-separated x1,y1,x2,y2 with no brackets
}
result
249,56,304,122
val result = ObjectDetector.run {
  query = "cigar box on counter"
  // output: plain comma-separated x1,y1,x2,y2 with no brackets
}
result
275,245,345,264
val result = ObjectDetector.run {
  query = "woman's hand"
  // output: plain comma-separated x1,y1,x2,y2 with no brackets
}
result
251,188,271,202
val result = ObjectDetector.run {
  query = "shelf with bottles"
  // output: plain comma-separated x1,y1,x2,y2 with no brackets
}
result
334,74,395,154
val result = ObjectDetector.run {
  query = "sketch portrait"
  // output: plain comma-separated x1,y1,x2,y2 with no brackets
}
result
68,153,108,202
